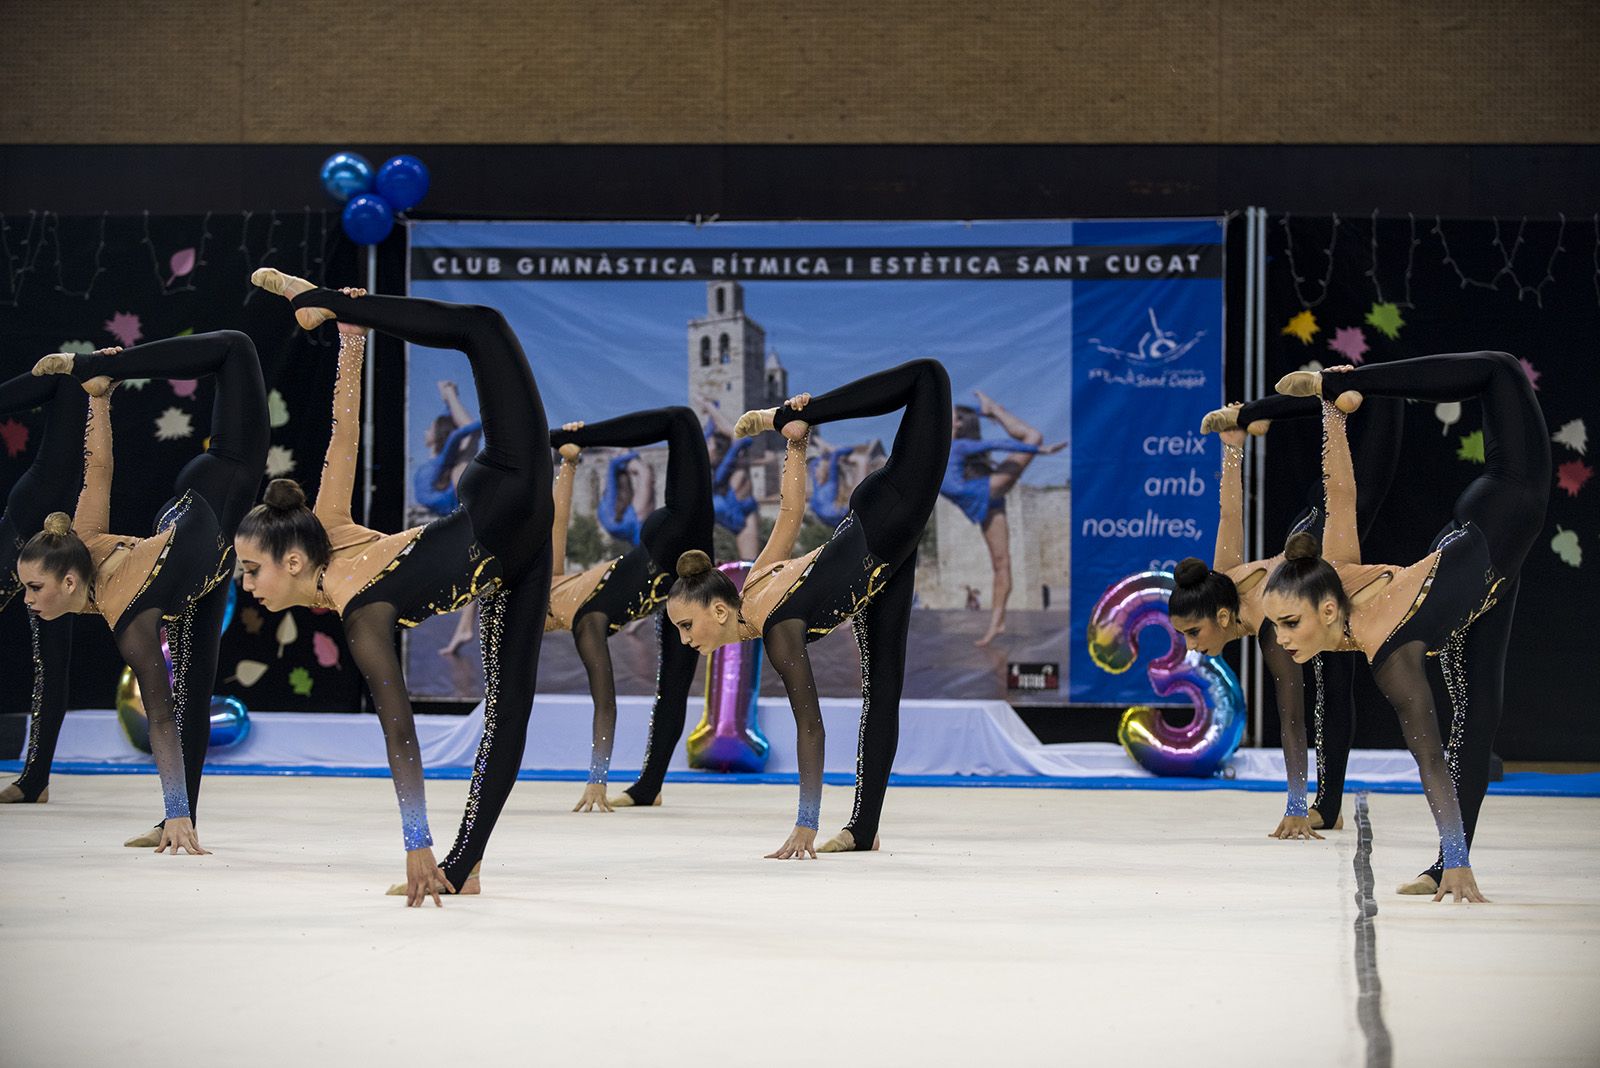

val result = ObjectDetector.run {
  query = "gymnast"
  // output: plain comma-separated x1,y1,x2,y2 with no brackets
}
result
666,359,951,859
545,407,712,813
1263,352,1549,902
240,271,552,906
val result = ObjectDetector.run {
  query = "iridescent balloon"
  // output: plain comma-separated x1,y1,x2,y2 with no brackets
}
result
686,561,770,773
319,151,373,203
1088,570,1246,777
116,639,252,754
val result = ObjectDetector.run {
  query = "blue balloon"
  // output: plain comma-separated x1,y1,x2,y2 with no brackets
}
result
342,193,395,245
208,696,251,749
320,151,373,203
375,154,431,212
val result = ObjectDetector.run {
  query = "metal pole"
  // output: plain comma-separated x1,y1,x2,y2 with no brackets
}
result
361,241,376,525
1251,207,1268,747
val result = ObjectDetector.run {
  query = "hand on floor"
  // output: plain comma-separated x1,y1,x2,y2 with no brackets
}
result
766,824,818,860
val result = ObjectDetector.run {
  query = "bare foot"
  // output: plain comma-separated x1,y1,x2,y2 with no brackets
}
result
250,268,334,330
388,862,481,896
1396,873,1439,896
124,825,163,848
975,626,1005,647
608,791,663,808
973,388,998,418
438,637,470,658
0,783,44,803
817,829,881,853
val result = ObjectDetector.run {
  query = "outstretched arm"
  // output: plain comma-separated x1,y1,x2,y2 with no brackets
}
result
438,381,474,428
1212,426,1246,571
750,434,810,577
1319,399,1360,564
551,444,580,576
313,327,367,530
74,393,114,539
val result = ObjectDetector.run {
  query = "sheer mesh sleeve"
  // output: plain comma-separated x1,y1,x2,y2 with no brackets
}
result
763,617,825,830
342,600,433,851
117,607,191,820
1374,641,1470,868
1259,625,1310,817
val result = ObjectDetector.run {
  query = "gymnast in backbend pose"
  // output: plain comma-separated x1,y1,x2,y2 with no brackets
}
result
544,407,712,813
699,398,762,560
807,432,878,530
0,361,102,804
943,392,1064,647
1196,391,1404,833
414,379,483,658
240,270,552,907
1262,352,1549,902
595,447,651,549
22,331,269,853
667,358,952,859
1174,391,1388,842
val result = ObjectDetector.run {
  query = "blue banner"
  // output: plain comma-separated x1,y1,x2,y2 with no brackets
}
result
1069,219,1226,702
404,219,1221,707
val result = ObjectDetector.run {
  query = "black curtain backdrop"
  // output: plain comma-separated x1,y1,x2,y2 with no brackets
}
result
4,208,1596,763
1256,214,1599,761
0,211,373,716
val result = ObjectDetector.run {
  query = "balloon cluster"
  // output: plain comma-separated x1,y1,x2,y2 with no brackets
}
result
318,151,431,245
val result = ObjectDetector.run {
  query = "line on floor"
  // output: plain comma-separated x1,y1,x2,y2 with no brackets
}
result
1352,793,1393,1068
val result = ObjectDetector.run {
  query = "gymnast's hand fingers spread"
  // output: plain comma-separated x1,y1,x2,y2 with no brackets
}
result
1436,868,1488,904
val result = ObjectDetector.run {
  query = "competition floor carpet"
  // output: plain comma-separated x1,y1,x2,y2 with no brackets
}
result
2,777,1596,1066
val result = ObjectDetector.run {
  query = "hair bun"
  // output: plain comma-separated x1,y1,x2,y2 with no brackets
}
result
1173,557,1210,589
676,549,713,578
1282,531,1323,562
263,478,308,511
42,512,72,537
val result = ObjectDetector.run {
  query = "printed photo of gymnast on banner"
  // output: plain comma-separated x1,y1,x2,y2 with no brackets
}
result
403,220,1224,706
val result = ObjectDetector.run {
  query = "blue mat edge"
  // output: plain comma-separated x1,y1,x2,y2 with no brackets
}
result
3,761,1596,797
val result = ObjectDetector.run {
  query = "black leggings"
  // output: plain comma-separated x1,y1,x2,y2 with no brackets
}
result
73,331,269,539
73,332,268,822
1326,351,1549,874
1238,391,1406,824
295,290,552,886
2,374,86,801
550,407,713,799
767,359,951,844
295,290,551,582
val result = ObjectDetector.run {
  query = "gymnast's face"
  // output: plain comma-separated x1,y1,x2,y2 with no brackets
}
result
17,561,85,621
1262,591,1342,663
1170,612,1232,657
235,535,312,612
667,595,739,654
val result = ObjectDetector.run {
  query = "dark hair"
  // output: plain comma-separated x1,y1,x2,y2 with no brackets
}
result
1263,533,1350,614
236,479,332,568
428,414,466,492
668,549,738,607
1168,557,1241,621
953,404,981,439
19,512,93,582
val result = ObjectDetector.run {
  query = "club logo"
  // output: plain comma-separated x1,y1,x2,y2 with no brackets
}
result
1090,308,1206,366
